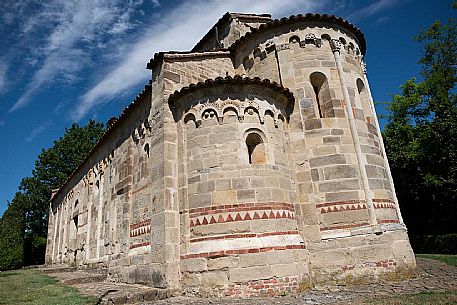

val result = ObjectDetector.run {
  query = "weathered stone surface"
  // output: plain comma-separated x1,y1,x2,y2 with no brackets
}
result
45,11,414,297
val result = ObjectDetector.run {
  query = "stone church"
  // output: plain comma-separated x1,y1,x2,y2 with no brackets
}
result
45,12,416,297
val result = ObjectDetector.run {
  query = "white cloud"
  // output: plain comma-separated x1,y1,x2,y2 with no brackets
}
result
74,0,326,120
26,121,52,142
9,0,144,113
346,0,402,23
0,60,7,93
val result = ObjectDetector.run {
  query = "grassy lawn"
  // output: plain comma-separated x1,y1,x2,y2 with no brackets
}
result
365,291,457,305
0,269,97,305
416,254,457,266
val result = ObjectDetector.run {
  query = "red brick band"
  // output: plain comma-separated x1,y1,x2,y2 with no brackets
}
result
181,202,295,217
189,230,300,243
320,222,370,231
130,218,151,229
316,199,366,208
378,219,400,224
190,208,295,227
129,242,150,249
181,244,305,259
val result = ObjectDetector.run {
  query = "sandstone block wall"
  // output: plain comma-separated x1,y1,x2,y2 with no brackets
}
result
46,12,415,297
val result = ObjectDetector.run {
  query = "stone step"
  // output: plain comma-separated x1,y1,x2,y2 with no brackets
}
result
40,266,78,274
74,282,177,305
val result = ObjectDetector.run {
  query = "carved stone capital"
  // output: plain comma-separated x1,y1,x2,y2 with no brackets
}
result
330,39,342,53
361,61,367,74
276,43,290,51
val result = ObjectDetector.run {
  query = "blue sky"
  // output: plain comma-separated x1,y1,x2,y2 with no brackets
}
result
0,0,454,216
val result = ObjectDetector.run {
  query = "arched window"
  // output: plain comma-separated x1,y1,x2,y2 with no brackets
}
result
310,72,332,118
246,133,266,165
144,143,150,158
356,78,372,120
74,199,79,207
289,35,300,44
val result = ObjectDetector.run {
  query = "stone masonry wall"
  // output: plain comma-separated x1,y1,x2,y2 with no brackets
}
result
46,13,415,296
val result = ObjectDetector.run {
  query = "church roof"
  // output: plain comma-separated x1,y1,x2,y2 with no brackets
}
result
51,82,152,206
191,12,272,52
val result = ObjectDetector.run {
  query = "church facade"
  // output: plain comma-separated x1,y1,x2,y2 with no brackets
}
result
45,13,416,297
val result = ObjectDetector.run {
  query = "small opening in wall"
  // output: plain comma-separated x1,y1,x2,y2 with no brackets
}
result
96,180,100,190
310,72,328,118
144,143,150,158
246,133,266,165
289,35,300,44
74,199,79,207
339,37,347,45
73,216,79,232
321,34,331,41
356,78,365,94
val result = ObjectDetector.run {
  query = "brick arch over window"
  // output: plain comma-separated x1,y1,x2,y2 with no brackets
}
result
245,132,266,165
310,72,333,118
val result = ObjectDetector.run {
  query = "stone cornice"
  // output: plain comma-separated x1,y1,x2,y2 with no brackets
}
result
168,75,295,107
229,13,366,55
146,50,231,71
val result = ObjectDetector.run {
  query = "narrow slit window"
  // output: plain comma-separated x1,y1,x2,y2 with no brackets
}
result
310,72,329,118
246,133,266,165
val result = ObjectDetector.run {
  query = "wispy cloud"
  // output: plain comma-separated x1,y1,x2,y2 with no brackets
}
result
8,0,145,113
346,0,403,23
26,121,52,142
74,0,326,120
0,60,7,93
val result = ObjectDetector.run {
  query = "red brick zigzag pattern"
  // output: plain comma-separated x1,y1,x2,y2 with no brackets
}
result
129,218,151,237
190,209,295,228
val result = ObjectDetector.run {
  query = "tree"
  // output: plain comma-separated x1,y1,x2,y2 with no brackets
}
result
0,193,26,270
0,120,105,269
383,5,457,243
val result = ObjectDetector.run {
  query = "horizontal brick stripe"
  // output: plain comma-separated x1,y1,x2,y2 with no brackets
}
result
189,230,300,243
316,200,366,208
320,222,370,231
316,198,395,209
372,198,395,203
378,219,400,224
189,209,295,227
181,244,305,259
129,218,152,237
373,202,396,210
130,218,151,229
180,202,295,216
129,242,150,249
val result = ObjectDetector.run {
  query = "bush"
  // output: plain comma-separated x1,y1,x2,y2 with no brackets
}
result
411,234,457,254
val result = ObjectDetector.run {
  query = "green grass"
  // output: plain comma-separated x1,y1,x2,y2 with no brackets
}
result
416,254,457,266
0,269,97,305
365,291,457,305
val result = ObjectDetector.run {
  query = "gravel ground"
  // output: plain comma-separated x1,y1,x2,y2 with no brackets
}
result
45,257,456,305
150,258,456,305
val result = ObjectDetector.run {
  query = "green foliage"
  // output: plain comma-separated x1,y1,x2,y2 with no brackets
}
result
0,193,26,270
0,120,105,269
383,7,457,239
416,253,457,266
0,269,97,305
411,234,457,255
